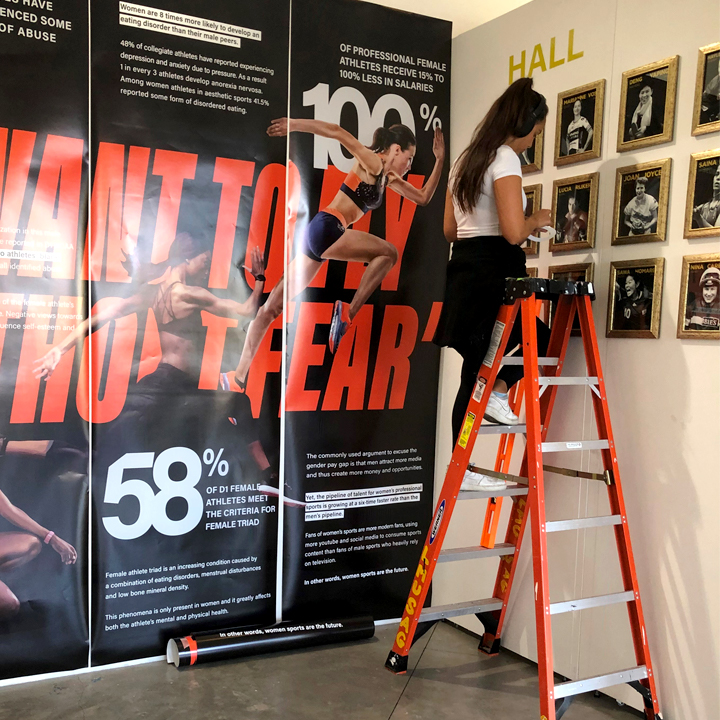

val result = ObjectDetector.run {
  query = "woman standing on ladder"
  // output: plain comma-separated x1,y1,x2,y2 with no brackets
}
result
435,78,552,490
228,119,445,392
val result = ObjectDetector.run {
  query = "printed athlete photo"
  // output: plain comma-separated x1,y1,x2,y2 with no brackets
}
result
226,119,445,397
624,74,666,142
691,159,720,230
619,174,659,237
699,49,720,126
611,266,657,333
560,97,594,157
683,263,720,333
555,186,588,244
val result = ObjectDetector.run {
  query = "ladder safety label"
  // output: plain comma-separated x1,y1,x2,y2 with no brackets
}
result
482,321,506,367
566,442,582,449
472,377,487,403
429,500,445,545
458,412,476,449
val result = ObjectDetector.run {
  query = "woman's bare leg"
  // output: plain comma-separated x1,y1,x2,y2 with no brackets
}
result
0,533,42,618
321,230,398,321
0,580,20,618
234,254,324,384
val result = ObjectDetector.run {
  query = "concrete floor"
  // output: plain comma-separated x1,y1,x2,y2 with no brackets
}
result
0,622,642,720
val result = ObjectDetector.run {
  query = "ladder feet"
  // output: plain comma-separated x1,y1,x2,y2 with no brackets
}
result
476,611,501,655
479,633,501,656
385,651,408,674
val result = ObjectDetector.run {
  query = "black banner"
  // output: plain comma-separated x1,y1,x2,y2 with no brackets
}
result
282,0,451,620
88,0,289,665
0,0,89,679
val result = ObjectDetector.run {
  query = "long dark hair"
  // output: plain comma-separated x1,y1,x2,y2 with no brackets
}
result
453,78,547,213
369,124,416,153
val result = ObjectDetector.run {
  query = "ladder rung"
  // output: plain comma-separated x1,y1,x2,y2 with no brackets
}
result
541,440,610,453
420,597,503,622
554,666,648,699
550,591,635,615
502,357,559,366
458,485,529,500
545,515,622,532
438,543,516,563
477,423,527,435
538,376,598,386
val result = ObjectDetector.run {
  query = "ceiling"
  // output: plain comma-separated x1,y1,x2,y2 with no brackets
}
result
361,0,533,37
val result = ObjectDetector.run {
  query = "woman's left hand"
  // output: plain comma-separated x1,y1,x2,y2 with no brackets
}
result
267,118,289,136
432,127,445,160
241,247,266,280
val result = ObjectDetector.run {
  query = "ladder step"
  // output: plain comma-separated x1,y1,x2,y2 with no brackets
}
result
420,597,503,622
554,666,648,699
546,515,622,532
477,423,527,435
541,440,610,452
458,485,529,500
502,357,559,366
550,591,635,615
538,376,598,386
438,543,516,563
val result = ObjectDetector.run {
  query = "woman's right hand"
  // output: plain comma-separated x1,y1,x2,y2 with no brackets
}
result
531,209,552,232
33,347,63,381
267,118,289,136
49,535,78,565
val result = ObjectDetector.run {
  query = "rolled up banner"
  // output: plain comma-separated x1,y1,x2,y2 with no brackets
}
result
167,616,374,667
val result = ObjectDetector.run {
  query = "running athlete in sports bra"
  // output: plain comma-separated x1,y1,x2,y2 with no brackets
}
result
227,119,444,393
565,99,593,155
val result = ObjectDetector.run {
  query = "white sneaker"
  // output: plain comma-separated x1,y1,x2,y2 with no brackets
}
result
461,467,506,492
484,391,520,425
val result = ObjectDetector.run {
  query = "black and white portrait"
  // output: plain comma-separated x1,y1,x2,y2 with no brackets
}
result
607,259,664,338
522,184,541,256
678,255,720,338
689,154,720,234
550,173,599,252
694,45,720,133
618,57,678,152
520,129,543,174
555,81,604,166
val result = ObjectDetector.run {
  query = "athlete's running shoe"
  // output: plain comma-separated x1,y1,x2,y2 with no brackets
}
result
484,391,520,426
460,466,506,492
329,300,351,354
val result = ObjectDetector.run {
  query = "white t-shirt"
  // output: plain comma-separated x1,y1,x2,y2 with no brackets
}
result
451,145,525,238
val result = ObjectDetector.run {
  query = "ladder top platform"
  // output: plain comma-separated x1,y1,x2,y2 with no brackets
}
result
503,277,596,304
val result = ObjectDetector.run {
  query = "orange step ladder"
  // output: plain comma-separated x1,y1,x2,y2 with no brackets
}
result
385,277,661,720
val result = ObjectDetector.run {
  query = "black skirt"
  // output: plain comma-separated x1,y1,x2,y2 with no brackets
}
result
433,236,527,355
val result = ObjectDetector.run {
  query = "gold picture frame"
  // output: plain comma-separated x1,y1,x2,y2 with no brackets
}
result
550,172,599,253
617,55,679,153
554,80,605,167
522,183,542,257
685,149,720,239
607,258,665,339
548,262,595,334
526,266,538,278
692,43,720,137
677,254,720,339
612,158,672,245
520,128,543,174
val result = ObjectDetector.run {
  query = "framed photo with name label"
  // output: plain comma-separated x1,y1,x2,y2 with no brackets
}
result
685,149,720,238
692,43,720,136
520,128,543,174
612,158,671,245
617,56,679,152
554,80,605,167
677,254,720,339
550,172,598,253
607,258,664,339
522,183,542,257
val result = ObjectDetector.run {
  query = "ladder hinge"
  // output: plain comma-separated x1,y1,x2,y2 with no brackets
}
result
604,469,613,486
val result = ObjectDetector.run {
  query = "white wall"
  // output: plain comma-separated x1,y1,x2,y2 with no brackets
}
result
434,1,720,718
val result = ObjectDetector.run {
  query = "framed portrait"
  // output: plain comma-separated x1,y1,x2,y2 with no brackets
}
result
520,128,543,174
692,43,720,136
677,254,720,339
606,258,665,339
550,173,599,253
526,266,538,278
548,262,595,334
554,80,605,166
612,158,671,245
685,149,720,238
617,56,679,152
522,183,542,257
